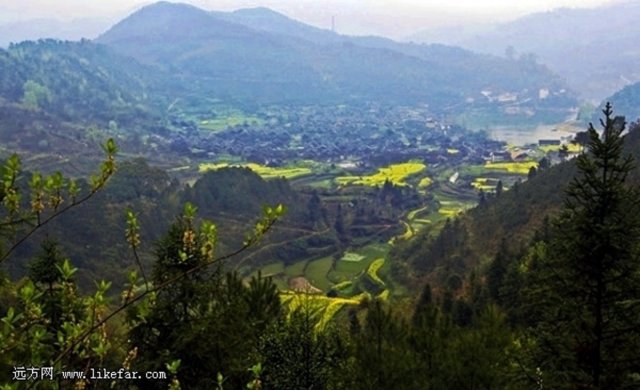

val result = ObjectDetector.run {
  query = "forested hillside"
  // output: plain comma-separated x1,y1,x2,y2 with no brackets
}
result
1,1,639,388
97,2,576,120
2,106,638,389
394,117,640,288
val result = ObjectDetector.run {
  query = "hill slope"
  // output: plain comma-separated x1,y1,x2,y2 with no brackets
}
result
97,2,576,123
393,117,640,288
602,82,640,123
409,1,640,101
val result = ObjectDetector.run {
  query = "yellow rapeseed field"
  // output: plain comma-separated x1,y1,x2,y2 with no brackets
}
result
336,162,426,187
199,162,312,179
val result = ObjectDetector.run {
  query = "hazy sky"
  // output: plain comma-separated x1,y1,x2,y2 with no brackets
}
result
0,0,616,38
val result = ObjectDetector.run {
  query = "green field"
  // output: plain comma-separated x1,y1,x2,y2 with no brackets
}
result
304,256,334,291
331,256,376,283
341,252,365,262
198,108,264,132
284,261,307,277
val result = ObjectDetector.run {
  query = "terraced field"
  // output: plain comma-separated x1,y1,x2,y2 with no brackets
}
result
197,108,264,132
199,162,312,179
279,291,368,331
484,161,538,174
336,162,426,187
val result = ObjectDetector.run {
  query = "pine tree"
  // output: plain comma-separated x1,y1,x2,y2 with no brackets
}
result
528,103,640,387
128,206,282,388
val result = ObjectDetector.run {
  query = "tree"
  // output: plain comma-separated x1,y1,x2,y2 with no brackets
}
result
558,144,569,161
349,299,417,389
487,239,509,304
527,103,640,387
22,80,53,109
495,180,503,197
538,156,550,171
128,205,282,388
259,306,348,390
0,140,119,387
572,130,590,152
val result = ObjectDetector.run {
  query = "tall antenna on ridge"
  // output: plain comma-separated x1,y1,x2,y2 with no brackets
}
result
331,16,336,33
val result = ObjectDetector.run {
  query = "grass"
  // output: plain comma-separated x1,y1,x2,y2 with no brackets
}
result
284,261,307,277
484,161,538,175
248,262,285,279
198,108,264,132
304,256,334,291
341,252,365,262
259,262,284,277
432,194,476,221
199,162,312,179
331,257,376,282
367,258,386,287
336,162,426,187
304,179,333,189
460,165,488,176
331,243,390,282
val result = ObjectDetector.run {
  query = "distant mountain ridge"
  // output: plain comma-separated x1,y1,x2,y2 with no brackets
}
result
0,17,115,48
96,1,576,123
601,81,640,123
408,1,640,101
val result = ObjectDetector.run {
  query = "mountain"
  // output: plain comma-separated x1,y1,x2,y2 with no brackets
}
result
408,1,640,101
211,7,342,45
0,39,179,173
393,118,640,289
601,81,640,123
5,161,343,290
96,1,577,124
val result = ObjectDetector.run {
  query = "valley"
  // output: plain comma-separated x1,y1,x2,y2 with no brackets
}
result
2,1,640,388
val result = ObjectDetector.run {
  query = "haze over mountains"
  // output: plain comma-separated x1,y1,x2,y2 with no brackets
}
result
409,1,640,101
95,1,574,120
0,17,114,48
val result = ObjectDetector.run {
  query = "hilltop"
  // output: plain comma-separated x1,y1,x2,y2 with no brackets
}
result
96,1,576,121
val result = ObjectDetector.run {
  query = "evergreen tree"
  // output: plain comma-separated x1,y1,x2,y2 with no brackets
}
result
495,179,503,197
350,299,417,389
527,103,640,387
128,206,281,388
487,239,509,304
259,306,348,389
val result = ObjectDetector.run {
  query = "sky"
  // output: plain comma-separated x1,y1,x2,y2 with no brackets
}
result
0,0,616,38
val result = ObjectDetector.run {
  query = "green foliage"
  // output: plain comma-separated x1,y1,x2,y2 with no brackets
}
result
524,104,640,387
127,209,283,388
258,307,348,389
21,80,52,109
